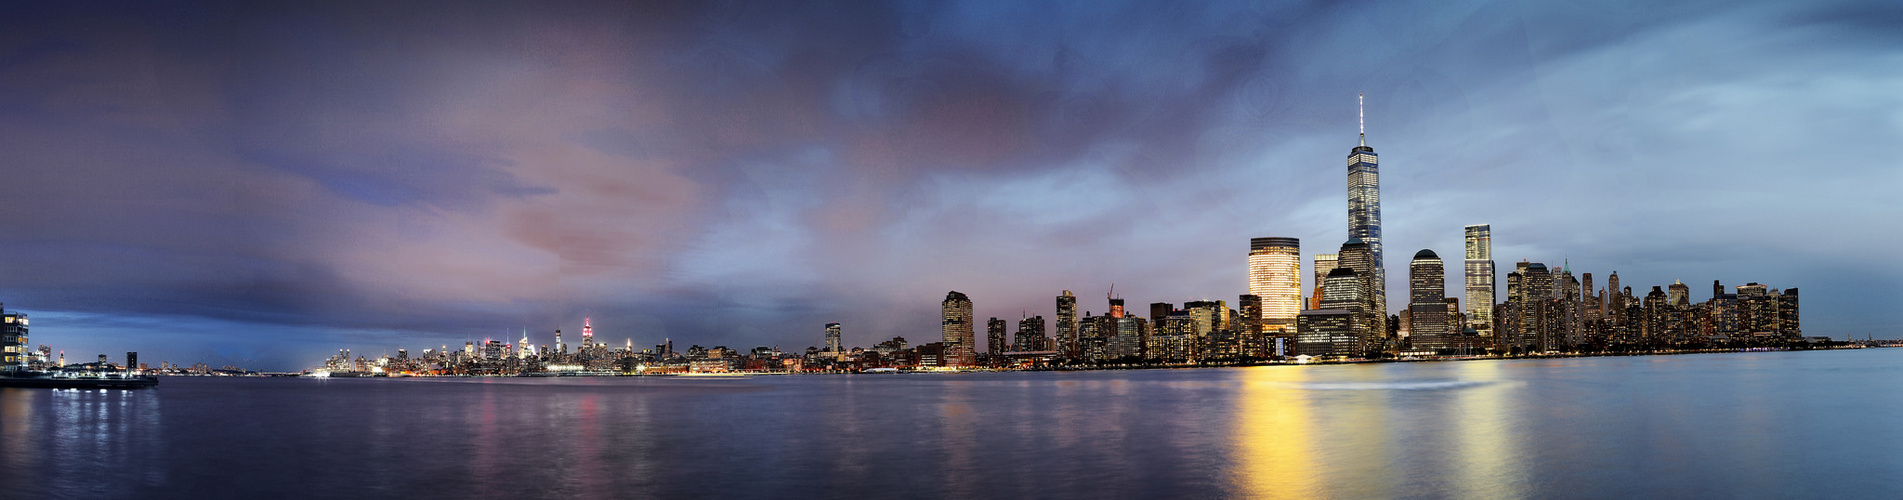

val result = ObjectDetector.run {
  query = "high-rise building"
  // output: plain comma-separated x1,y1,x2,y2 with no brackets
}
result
582,317,595,349
942,291,974,366
825,322,843,353
1015,316,1047,352
1737,283,1772,335
1512,262,1553,351
1606,272,1623,319
1463,225,1495,334
1338,239,1385,340
1319,267,1365,330
1409,249,1448,350
1644,286,1668,341
1248,237,1303,332
1311,253,1338,309
1237,294,1264,357
1056,291,1078,358
1582,272,1599,321
1346,95,1388,329
1779,288,1800,336
1668,281,1690,307
986,318,1007,357
0,304,26,369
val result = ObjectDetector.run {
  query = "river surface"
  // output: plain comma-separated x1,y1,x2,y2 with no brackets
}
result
2,349,1899,499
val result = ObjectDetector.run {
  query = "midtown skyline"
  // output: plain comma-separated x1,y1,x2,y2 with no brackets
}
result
1,1,1897,370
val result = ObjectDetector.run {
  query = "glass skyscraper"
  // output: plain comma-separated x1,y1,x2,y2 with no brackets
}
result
1247,237,1302,332
1347,95,1387,328
1464,224,1495,334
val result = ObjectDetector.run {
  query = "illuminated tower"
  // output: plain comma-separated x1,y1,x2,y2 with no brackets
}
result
518,329,532,359
825,322,843,353
1056,291,1078,358
942,291,974,366
1248,237,1302,333
582,317,595,348
1409,249,1448,350
1463,225,1495,334
1347,94,1388,327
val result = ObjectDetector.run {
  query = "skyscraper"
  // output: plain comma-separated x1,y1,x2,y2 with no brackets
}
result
1056,291,1078,358
942,291,974,366
1338,238,1386,341
1015,316,1046,352
582,317,594,349
1248,237,1302,332
1304,267,1367,357
1347,95,1388,328
1409,249,1448,350
1237,294,1266,357
986,318,1007,357
1463,225,1495,335
1311,253,1338,309
518,329,532,359
825,322,843,353
1512,262,1553,351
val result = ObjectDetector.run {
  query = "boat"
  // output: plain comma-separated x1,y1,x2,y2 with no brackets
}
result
0,370,159,389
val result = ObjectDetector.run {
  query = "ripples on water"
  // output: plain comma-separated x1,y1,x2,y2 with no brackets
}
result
2,349,1900,498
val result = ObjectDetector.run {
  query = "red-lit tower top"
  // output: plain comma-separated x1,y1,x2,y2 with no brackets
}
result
583,317,593,339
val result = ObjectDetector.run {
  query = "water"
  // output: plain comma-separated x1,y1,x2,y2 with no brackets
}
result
3,349,1900,499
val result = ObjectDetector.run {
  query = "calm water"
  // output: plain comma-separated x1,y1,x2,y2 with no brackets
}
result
2,349,1900,499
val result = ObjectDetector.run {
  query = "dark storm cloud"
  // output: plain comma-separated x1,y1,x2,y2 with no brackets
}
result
0,0,1896,369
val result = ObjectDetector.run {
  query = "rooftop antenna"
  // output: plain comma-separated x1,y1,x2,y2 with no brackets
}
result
1358,93,1365,147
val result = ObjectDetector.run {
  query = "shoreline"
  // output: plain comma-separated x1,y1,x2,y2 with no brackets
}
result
242,343,1890,379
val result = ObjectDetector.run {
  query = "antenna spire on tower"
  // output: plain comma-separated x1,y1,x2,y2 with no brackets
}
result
1358,93,1365,147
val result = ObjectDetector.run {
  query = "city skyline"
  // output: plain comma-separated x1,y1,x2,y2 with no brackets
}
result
1,1,1898,370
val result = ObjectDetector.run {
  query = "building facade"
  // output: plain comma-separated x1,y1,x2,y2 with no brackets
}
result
1311,253,1338,310
942,291,974,366
825,322,843,354
1056,290,1078,358
0,304,25,370
1248,237,1303,332
1463,224,1495,335
1409,249,1449,350
986,318,1007,357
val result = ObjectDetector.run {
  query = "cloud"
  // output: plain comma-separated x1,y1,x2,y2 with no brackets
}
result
0,0,1896,369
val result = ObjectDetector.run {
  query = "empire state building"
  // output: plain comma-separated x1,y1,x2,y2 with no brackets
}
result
1347,95,1388,328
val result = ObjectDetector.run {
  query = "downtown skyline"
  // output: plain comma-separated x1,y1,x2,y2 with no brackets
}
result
0,1,1898,370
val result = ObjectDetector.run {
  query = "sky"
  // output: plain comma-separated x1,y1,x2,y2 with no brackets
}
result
1,0,1899,370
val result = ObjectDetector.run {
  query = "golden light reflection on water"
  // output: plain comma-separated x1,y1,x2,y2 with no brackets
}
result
1,389,36,472
1231,366,1320,499
1231,362,1530,498
1449,361,1525,499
